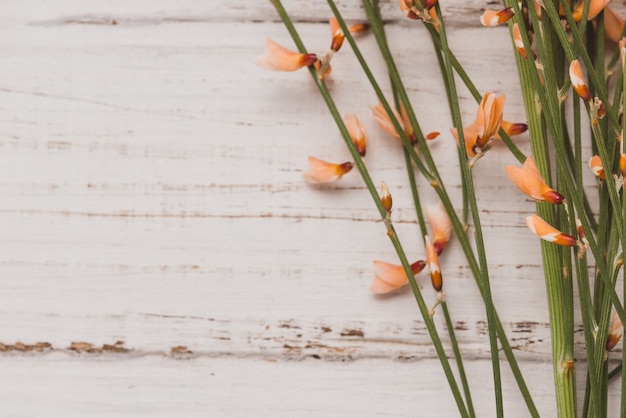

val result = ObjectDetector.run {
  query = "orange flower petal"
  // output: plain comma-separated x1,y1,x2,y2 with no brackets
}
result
371,102,403,139
425,236,442,291
329,17,345,52
513,23,528,59
500,120,528,137
256,39,317,72
426,202,452,255
450,123,479,157
369,260,425,294
480,8,515,27
572,0,611,21
344,113,367,157
589,155,606,180
303,156,353,184
505,157,563,204
475,93,505,147
570,60,592,101
526,214,577,246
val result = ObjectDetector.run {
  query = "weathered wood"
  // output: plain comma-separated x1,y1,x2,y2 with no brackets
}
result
1,0,624,415
0,355,621,417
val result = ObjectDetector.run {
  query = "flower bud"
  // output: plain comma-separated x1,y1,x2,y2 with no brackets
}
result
589,155,605,180
569,60,592,101
381,182,393,213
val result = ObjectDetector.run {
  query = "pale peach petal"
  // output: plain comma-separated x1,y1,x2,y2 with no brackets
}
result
344,113,367,157
256,39,317,72
426,202,452,255
371,102,403,139
303,156,353,183
369,275,405,294
477,93,505,147
373,260,407,287
506,157,564,204
369,260,425,294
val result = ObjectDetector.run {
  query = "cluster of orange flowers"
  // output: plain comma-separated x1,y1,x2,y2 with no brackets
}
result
258,0,626,317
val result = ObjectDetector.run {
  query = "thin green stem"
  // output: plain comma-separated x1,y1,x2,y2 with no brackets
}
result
432,4,502,416
442,302,476,418
269,2,471,416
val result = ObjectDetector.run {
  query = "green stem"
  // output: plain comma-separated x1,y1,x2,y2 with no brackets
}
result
432,4,502,416
268,1,470,416
442,302,476,418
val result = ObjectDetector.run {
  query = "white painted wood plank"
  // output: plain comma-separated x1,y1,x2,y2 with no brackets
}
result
1,355,621,417
0,14,602,360
0,1,623,415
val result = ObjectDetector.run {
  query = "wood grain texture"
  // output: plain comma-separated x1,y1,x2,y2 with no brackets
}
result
1,0,625,415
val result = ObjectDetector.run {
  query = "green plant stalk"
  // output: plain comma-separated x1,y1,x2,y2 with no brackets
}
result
507,0,626,328
353,2,539,413
430,4,503,416
401,130,476,418
268,2,472,415
507,3,577,416
442,302,476,418
589,218,623,417
426,37,470,226
422,25,526,163
571,80,604,418
399,104,476,418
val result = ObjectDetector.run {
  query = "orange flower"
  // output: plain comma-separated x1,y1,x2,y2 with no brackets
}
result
344,114,367,157
369,260,425,294
505,156,564,204
513,23,531,59
450,92,505,156
588,155,606,180
571,0,611,22
256,39,317,72
606,310,623,351
371,102,415,144
526,214,577,246
400,0,421,20
329,17,345,52
475,93,505,148
480,8,515,27
450,122,480,157
569,60,592,101
303,156,353,183
605,7,625,42
426,203,452,255
499,120,528,137
425,236,442,292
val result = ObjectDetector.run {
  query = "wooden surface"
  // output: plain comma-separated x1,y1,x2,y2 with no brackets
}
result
2,1,625,416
